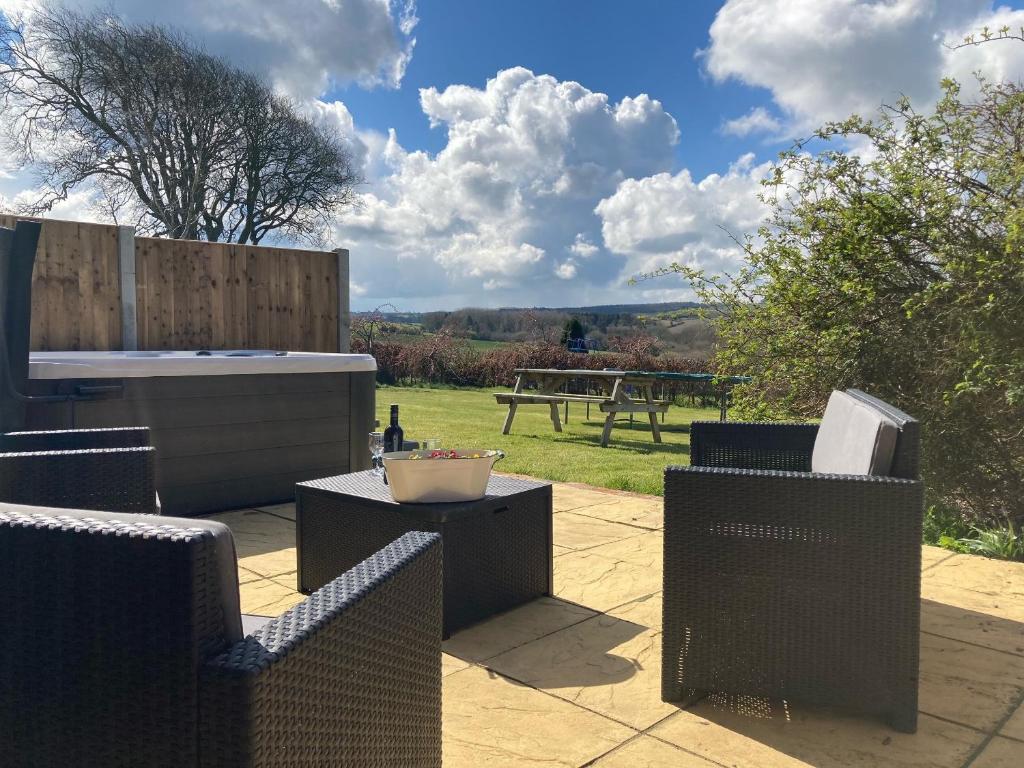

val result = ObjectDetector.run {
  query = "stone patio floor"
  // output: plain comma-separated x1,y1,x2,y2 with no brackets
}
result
209,479,1024,767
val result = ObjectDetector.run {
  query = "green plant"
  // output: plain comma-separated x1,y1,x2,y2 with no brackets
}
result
923,503,970,548
957,522,1024,562
657,76,1024,526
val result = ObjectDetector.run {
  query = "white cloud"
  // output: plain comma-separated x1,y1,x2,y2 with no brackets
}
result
1,185,103,222
301,99,374,176
334,67,685,309
595,153,772,280
941,7,1024,87
721,106,782,138
555,261,577,280
0,0,417,98
569,233,598,258
704,0,1023,132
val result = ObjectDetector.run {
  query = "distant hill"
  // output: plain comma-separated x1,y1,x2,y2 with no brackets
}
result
364,301,714,358
553,302,701,315
375,301,700,322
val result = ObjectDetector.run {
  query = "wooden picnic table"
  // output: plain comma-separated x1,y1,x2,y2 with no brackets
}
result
494,368,751,447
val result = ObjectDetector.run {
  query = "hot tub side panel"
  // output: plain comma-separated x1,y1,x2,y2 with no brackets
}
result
26,370,376,516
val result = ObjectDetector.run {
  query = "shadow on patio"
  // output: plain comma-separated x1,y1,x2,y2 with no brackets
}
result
215,478,1024,767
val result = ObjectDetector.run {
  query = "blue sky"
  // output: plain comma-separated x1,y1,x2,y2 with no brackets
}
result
3,1,1024,311
338,1,761,180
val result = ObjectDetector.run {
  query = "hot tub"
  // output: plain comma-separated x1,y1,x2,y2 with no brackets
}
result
24,350,376,516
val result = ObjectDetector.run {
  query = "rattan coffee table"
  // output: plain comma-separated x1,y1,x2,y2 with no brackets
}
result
296,470,553,637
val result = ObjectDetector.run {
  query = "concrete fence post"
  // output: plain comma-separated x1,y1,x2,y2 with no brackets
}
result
334,247,351,353
117,225,138,351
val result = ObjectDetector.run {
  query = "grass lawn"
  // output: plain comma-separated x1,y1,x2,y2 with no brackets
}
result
465,338,511,350
375,385,719,496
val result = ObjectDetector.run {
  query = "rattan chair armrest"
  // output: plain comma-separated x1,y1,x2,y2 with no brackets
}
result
1,427,151,451
0,446,157,514
199,531,442,767
665,465,923,537
690,421,818,470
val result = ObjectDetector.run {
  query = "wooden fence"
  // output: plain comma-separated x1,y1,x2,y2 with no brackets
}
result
0,215,350,353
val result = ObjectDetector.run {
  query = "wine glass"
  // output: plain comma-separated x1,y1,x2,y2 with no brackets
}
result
368,431,384,476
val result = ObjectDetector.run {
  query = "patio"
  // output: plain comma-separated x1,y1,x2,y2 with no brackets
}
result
213,478,1024,768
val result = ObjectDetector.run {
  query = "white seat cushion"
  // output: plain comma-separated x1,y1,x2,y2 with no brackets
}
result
811,391,898,476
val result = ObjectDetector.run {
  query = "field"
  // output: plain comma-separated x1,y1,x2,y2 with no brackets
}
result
465,338,510,350
374,385,720,496
380,332,509,351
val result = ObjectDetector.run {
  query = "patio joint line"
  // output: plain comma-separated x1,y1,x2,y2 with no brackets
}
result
578,732,649,767
561,507,662,533
645,730,734,768
558,534,649,557
917,709,989,735
639,708,680,734
921,550,958,570
579,730,723,767
474,664,644,735
603,590,662,619
554,499,621,514
252,506,296,523
959,686,1024,768
445,606,599,664
919,629,1024,658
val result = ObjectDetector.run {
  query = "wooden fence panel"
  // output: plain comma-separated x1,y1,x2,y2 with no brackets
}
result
0,215,343,352
0,215,122,351
134,236,339,352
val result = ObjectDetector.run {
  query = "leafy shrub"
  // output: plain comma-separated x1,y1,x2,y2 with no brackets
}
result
352,337,708,388
957,523,1024,562
666,77,1024,525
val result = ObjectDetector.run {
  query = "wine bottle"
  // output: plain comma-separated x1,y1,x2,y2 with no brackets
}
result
383,404,404,453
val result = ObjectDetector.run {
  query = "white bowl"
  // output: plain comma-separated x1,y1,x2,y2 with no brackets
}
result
382,449,505,503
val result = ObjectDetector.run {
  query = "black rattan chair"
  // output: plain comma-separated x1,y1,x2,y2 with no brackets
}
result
0,426,158,514
662,389,924,732
0,502,442,767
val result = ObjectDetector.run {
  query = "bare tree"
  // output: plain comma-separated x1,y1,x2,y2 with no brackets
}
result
351,303,399,353
0,4,359,244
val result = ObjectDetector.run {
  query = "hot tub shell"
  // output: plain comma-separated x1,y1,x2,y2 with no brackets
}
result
25,351,376,516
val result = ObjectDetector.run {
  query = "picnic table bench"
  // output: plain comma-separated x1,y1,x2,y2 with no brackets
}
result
494,368,751,447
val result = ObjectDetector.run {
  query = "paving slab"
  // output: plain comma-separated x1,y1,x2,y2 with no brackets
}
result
607,591,663,631
551,485,624,513
442,665,634,767
592,735,716,766
649,708,985,768
237,565,265,585
552,512,643,551
922,545,956,570
487,612,674,730
998,699,1024,740
922,554,1024,610
443,596,597,663
554,548,661,612
971,736,1024,767
238,577,303,616
570,497,664,530
586,530,663,569
442,653,471,677
918,632,1024,732
254,502,296,520
921,599,1024,656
